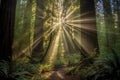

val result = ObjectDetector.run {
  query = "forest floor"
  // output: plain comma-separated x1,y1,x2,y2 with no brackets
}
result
41,67,81,80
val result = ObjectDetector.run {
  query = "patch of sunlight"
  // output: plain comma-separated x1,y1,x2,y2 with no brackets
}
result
56,71,64,79
41,71,54,79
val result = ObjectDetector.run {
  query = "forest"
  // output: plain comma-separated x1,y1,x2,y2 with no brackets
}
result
0,0,120,80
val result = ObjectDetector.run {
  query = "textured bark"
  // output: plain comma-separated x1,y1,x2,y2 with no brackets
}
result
0,0,16,61
80,0,99,54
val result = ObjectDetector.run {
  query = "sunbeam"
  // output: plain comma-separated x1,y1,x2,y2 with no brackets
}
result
44,28,61,66
43,4,80,65
65,7,78,19
42,0,97,66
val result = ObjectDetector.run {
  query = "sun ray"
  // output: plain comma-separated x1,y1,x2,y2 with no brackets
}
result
21,35,43,54
62,25,76,50
42,0,96,66
66,18,95,23
62,30,69,53
74,34,92,53
67,15,80,20
66,19,82,23
44,28,61,66
64,23,81,38
65,7,78,19
66,4,73,15
66,22,96,31
44,22,60,36
65,23,80,28
68,12,89,20
13,33,44,60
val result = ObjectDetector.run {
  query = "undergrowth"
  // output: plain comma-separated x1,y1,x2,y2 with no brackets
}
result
65,49,120,80
0,59,49,80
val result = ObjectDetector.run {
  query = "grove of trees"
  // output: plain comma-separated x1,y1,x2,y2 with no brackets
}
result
0,0,120,80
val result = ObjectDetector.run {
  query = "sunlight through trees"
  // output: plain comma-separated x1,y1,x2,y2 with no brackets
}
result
1,0,120,80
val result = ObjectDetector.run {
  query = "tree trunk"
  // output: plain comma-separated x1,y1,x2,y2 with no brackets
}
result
114,0,120,53
0,0,16,61
32,0,44,61
95,0,108,54
102,0,115,51
80,0,99,54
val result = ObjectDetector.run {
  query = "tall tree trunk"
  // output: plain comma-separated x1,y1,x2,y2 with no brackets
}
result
43,0,55,62
80,0,99,54
22,0,33,56
103,0,115,51
0,0,16,61
95,0,108,54
32,0,44,62
0,0,16,79
0,0,1,5
114,0,120,53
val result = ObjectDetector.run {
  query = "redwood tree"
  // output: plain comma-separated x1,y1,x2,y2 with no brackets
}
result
0,0,16,61
80,0,99,54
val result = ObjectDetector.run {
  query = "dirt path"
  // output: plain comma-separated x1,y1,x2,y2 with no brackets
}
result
45,68,81,80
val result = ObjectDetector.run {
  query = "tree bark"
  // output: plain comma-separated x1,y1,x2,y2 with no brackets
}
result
80,0,99,54
0,0,16,61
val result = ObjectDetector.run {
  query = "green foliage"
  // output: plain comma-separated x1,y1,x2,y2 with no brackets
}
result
13,61,39,73
13,0,36,60
0,60,47,80
86,50,120,80
64,66,76,75
11,61,42,80
63,54,95,79
54,53,80,68
65,54,81,64
38,64,52,74
72,57,95,77
33,76,46,80
66,49,120,80
63,52,97,79
0,60,9,78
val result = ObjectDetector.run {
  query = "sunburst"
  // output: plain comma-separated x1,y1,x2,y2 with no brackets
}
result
44,1,82,66
14,0,95,64
43,0,97,66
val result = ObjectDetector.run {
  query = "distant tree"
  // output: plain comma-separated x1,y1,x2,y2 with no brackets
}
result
95,0,108,54
13,0,36,60
31,0,54,62
102,0,115,51
43,0,57,62
113,0,120,53
32,0,44,61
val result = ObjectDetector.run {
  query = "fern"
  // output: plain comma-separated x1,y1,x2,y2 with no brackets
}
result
0,59,47,80
0,60,9,78
87,49,120,80
11,61,41,80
